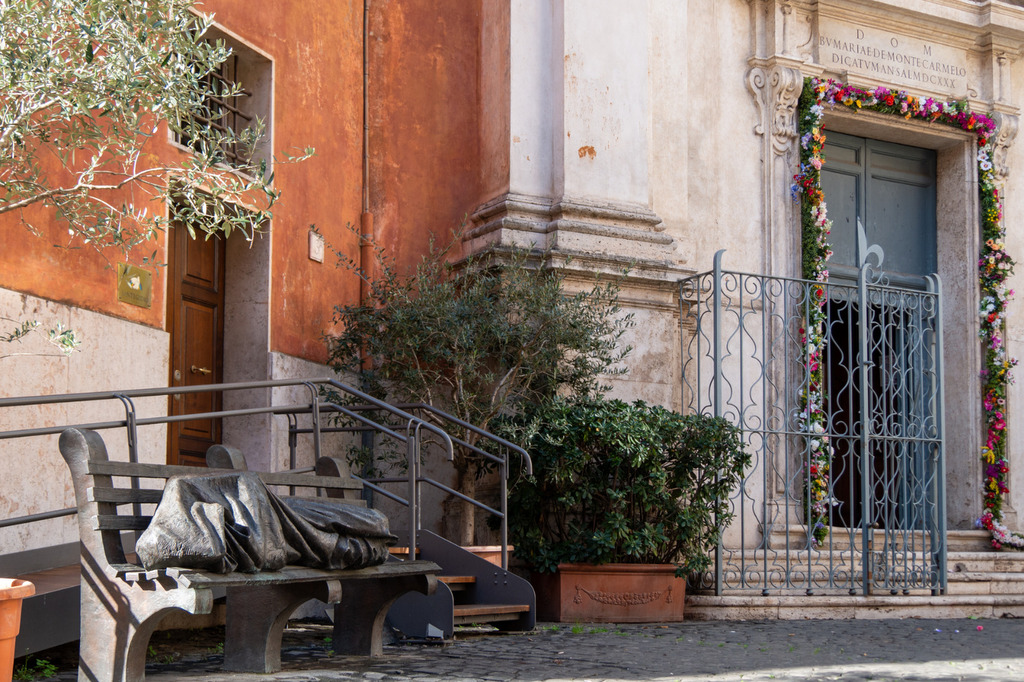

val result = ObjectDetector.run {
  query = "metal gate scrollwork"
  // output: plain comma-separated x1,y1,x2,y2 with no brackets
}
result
679,231,946,596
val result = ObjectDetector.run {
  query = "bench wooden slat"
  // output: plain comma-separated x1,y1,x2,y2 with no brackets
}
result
87,460,362,491
94,514,151,531
88,461,219,479
257,471,361,490
88,487,164,504
166,559,440,588
108,562,145,576
112,559,440,587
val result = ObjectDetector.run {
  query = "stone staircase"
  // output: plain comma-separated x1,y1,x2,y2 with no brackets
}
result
687,529,1024,620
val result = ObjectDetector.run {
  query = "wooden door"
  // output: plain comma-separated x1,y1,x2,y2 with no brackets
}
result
167,225,226,466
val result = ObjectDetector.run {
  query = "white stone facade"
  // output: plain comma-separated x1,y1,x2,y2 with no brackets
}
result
471,0,1024,532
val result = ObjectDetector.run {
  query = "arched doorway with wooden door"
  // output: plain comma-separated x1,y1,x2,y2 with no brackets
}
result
166,223,226,467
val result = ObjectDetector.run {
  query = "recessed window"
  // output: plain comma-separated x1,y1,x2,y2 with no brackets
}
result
174,28,272,174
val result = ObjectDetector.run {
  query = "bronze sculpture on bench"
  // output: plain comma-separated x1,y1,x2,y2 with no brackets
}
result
59,427,440,682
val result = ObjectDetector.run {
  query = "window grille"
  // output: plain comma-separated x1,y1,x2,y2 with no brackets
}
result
177,53,254,167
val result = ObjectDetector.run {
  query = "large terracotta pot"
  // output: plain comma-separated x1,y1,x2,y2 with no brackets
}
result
0,578,35,681
531,563,685,623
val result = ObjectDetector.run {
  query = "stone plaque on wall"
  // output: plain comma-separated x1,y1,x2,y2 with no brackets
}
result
818,17,972,96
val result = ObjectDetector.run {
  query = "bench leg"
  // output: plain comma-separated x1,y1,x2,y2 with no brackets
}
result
332,574,438,656
223,580,341,673
77,557,213,682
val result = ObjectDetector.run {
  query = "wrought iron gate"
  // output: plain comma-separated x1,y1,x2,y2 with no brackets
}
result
680,242,946,596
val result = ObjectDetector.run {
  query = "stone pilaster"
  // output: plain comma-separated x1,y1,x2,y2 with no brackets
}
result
746,0,819,278
746,59,805,278
471,0,684,279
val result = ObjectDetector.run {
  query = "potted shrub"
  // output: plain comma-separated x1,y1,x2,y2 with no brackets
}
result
502,397,747,622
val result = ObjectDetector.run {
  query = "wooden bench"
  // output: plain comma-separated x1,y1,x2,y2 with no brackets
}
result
58,427,440,682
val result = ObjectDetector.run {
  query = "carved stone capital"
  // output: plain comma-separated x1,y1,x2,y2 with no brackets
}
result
747,60,804,153
992,112,1019,180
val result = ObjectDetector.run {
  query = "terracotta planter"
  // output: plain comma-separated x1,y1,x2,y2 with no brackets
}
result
532,563,685,623
0,578,35,681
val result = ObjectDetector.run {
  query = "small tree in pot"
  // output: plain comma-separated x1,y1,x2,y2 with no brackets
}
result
326,229,633,546
498,397,748,621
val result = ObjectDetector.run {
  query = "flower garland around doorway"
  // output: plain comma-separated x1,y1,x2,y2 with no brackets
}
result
792,76,1023,550
793,80,836,547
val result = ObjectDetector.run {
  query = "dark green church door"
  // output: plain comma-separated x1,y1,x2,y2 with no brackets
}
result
821,132,937,285
819,132,938,529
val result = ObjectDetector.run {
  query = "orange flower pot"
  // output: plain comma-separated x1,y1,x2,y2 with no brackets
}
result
0,579,35,682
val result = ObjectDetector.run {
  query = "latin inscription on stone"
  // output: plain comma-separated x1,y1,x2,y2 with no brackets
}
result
819,18,970,95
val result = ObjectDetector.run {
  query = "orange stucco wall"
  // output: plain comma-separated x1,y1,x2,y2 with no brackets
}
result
367,0,488,270
0,142,171,329
206,1,365,363
0,1,500,367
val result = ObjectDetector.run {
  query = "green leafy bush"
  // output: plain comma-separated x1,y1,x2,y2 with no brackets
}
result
502,397,748,576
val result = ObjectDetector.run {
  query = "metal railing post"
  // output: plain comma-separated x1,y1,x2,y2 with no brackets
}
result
407,421,420,560
857,241,875,596
500,449,509,570
712,249,725,596
287,414,298,470
303,382,322,460
930,274,947,594
112,394,142,525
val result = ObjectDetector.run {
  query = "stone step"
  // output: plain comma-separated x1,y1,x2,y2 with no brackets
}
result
947,530,1001,552
768,525,931,550
685,593,1024,620
717,548,1024,570
947,551,1024,573
946,571,1024,595
768,527,993,552
717,548,935,571
702,549,1024,597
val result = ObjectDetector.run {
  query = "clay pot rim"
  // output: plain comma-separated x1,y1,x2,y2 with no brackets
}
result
554,563,683,575
0,578,35,600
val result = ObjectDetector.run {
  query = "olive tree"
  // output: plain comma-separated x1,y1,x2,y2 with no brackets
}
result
327,228,634,545
0,0,310,252
0,318,78,359
1,0,310,356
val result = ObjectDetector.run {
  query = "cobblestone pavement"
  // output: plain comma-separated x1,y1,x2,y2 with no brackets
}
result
28,618,1024,681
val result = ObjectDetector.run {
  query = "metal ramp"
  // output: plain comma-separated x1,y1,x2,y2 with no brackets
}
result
387,531,534,639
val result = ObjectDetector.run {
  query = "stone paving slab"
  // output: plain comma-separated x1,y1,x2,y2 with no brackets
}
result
27,618,1024,681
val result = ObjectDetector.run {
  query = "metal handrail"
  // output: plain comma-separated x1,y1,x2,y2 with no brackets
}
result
290,401,532,569
0,377,528,571
0,377,454,453
0,378,454,555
